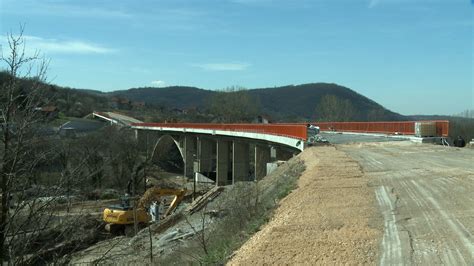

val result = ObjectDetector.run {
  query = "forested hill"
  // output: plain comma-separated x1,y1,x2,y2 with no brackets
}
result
110,86,213,109
0,71,109,117
249,83,403,121
113,83,405,121
0,70,404,121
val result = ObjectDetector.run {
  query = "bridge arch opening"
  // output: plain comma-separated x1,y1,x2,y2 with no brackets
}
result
150,135,184,175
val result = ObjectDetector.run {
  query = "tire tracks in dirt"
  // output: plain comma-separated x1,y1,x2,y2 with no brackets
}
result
229,142,473,265
341,142,474,265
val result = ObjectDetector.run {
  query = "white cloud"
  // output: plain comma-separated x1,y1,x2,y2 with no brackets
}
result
24,36,116,54
192,62,251,71
0,35,116,55
2,1,132,19
151,80,166,87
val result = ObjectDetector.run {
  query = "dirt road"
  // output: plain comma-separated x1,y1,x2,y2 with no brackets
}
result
340,142,473,265
229,142,473,265
229,146,381,265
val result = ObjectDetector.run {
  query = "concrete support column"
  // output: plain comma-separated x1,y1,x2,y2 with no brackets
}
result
233,141,249,183
198,137,213,173
184,135,196,178
216,140,230,186
255,145,271,180
270,146,277,160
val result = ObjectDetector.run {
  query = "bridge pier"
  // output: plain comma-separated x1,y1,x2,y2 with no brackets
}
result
233,141,250,183
184,135,196,178
270,146,277,160
216,140,230,186
198,137,214,173
135,124,304,187
255,145,271,180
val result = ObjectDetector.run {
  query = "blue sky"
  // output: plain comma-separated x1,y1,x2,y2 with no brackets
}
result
0,0,472,115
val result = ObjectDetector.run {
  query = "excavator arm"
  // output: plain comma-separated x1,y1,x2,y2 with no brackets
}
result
164,189,186,216
103,186,187,231
137,187,187,216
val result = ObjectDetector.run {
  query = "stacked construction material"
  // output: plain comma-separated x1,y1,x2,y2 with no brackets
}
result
414,122,437,137
185,186,224,214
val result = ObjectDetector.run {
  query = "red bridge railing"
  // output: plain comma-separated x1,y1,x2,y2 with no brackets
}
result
132,120,449,139
312,121,449,137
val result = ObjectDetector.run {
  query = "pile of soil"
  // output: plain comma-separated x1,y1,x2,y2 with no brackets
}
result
228,146,381,265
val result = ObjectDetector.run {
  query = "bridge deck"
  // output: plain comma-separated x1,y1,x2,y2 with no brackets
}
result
131,120,449,141
131,122,309,140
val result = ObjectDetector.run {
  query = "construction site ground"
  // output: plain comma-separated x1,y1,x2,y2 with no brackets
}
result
341,141,473,265
67,156,305,264
229,141,473,265
65,140,473,265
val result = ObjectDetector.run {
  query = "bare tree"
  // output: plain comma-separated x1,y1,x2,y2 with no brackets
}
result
184,204,211,259
315,94,357,122
0,27,148,264
0,26,52,263
209,87,261,123
104,127,144,191
80,137,105,188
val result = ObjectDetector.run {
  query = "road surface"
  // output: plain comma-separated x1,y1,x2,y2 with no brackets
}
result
340,141,473,265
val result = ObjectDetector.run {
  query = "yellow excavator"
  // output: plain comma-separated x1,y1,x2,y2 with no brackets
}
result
103,187,187,235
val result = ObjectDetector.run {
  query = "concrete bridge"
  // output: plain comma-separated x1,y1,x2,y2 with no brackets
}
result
130,120,449,186
132,123,308,186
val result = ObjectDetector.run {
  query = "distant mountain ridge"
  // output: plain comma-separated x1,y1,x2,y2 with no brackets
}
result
0,71,405,121
110,86,213,109
110,83,405,121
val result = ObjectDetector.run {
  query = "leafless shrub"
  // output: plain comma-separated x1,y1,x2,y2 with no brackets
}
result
0,27,113,264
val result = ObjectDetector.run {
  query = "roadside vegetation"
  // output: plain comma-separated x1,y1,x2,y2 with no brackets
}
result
0,28,178,264
449,117,474,144
159,156,305,265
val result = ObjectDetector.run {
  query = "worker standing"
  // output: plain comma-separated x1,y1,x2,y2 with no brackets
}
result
150,201,159,222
